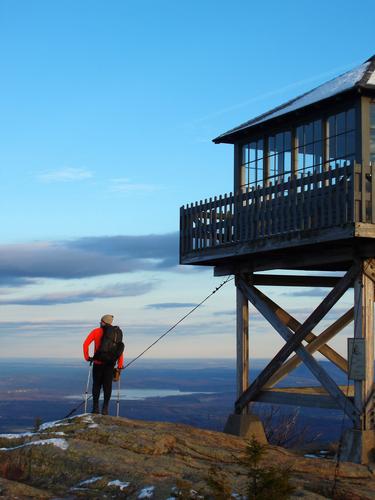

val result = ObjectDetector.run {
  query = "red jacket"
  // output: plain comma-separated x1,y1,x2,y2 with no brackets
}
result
83,327,124,369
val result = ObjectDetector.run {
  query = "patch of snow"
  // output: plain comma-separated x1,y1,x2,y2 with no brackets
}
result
81,414,95,424
220,61,372,137
0,432,35,439
77,476,103,486
38,414,95,432
190,490,204,499
0,438,69,452
38,420,70,431
108,479,130,491
367,71,375,86
169,488,202,500
88,424,99,429
138,486,155,499
304,453,319,459
50,432,66,436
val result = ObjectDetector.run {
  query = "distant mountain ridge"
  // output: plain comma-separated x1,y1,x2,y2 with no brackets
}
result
0,414,374,499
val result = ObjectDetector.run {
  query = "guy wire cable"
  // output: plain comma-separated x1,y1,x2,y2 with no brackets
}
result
62,275,233,419
123,275,233,370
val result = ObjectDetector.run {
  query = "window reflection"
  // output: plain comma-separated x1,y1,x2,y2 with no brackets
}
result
267,131,292,183
326,108,356,168
242,139,264,186
296,120,323,175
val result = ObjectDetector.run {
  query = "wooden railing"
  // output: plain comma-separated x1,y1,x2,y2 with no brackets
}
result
180,163,375,256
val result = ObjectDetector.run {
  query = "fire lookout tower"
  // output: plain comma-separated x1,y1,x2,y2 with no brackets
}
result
180,56,375,463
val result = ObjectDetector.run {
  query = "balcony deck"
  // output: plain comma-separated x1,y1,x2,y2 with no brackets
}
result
180,163,375,271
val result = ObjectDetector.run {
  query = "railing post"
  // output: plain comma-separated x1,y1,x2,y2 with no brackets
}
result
234,190,240,242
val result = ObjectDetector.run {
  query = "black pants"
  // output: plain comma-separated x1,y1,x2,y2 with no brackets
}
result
92,363,114,405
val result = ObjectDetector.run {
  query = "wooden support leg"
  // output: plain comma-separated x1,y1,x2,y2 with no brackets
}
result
341,260,374,462
224,274,267,442
354,259,375,431
236,275,249,413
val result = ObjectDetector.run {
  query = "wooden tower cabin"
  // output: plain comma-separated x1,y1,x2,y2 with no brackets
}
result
180,56,375,463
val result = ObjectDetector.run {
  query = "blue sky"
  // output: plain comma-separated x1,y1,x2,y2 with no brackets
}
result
0,0,372,359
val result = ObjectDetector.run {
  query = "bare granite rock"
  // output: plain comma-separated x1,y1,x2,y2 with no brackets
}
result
0,413,373,499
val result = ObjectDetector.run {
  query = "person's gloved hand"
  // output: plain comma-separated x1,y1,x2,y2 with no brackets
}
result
88,357,93,362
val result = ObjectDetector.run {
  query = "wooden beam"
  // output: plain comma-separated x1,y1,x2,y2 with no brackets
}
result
212,244,356,275
354,259,375,430
364,258,375,282
233,143,243,194
264,307,353,388
235,263,361,422
250,274,347,288
236,276,249,411
256,386,354,410
361,97,371,169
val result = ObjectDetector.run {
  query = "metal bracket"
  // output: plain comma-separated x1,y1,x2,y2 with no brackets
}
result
348,338,366,380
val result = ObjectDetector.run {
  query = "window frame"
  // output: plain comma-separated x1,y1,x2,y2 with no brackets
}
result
236,99,360,192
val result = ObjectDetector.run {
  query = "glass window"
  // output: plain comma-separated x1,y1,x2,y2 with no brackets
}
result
336,112,346,134
326,107,356,168
295,119,323,175
241,139,264,187
266,130,292,183
239,105,357,189
347,108,355,130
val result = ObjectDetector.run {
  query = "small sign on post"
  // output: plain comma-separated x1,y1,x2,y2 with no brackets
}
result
348,338,366,381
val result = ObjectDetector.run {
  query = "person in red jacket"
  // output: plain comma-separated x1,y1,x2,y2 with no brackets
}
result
83,314,124,415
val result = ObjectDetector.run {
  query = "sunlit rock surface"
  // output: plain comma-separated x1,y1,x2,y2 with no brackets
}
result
0,414,374,499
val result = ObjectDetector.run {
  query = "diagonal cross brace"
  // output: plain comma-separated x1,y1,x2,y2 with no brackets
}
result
236,279,359,423
235,262,361,423
258,296,352,387
263,309,352,390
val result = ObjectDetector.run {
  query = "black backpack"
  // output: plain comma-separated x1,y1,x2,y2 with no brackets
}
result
93,325,124,365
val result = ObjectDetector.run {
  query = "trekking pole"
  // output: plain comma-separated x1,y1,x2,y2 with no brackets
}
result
84,362,92,414
116,374,120,417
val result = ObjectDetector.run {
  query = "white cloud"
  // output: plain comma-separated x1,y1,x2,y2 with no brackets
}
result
109,178,161,193
37,167,93,183
0,281,157,306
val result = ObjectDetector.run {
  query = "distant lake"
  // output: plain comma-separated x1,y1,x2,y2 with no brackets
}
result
65,389,214,401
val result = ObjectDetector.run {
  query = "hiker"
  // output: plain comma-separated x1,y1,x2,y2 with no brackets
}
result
83,314,124,415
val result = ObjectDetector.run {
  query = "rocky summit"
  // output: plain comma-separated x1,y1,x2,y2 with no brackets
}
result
0,414,374,499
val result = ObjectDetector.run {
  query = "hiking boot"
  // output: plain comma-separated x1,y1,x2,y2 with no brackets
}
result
92,401,99,414
102,404,109,416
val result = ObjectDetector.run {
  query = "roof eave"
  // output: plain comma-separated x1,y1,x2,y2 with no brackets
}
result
212,87,362,145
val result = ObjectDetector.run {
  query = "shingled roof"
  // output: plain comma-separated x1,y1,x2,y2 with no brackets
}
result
213,55,375,144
